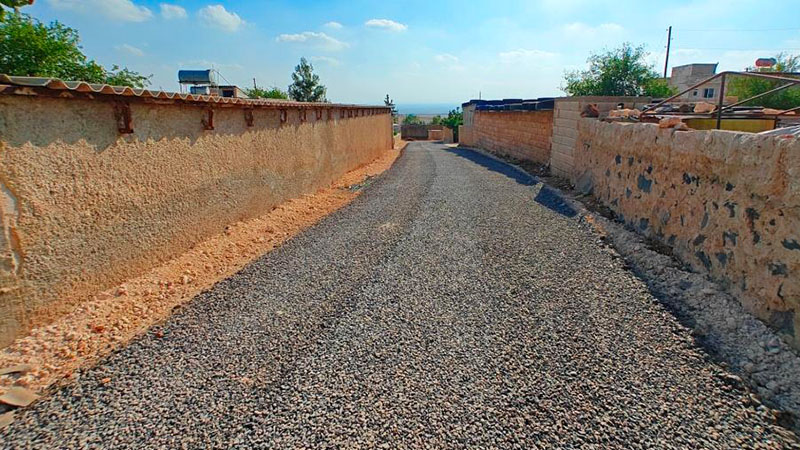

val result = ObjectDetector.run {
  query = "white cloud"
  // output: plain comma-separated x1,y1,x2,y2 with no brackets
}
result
498,49,557,64
323,21,343,30
365,18,407,32
160,3,187,19
116,44,144,56
310,56,342,66
563,22,623,35
47,0,152,22
434,53,459,63
199,5,244,32
276,32,349,51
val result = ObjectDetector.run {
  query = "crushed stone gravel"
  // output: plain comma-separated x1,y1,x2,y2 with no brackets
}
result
1,142,797,448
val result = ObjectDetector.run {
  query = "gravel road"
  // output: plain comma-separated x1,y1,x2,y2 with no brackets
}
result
2,142,796,448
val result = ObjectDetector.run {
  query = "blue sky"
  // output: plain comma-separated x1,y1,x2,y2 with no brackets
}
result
23,0,800,105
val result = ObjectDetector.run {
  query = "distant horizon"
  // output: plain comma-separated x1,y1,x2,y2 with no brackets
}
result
395,103,460,115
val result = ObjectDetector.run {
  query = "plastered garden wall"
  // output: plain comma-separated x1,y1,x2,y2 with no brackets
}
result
460,110,553,165
0,95,392,347
575,119,800,349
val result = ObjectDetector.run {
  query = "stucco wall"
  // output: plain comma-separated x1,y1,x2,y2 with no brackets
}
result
461,110,554,165
0,95,392,347
575,119,800,348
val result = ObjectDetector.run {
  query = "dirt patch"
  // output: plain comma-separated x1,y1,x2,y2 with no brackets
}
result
0,142,404,396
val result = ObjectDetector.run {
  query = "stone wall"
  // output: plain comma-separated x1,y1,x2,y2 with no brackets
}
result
460,110,553,165
0,94,392,347
575,119,800,348
552,97,651,181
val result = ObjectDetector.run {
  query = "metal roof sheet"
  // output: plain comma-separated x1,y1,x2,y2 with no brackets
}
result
0,74,387,109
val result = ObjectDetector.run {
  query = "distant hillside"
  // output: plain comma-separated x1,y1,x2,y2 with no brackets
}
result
396,103,459,115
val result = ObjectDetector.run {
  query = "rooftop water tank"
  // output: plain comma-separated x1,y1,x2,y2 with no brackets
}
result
178,70,216,84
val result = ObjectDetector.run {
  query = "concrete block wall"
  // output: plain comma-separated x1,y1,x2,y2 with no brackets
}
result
442,127,454,144
463,110,554,165
576,120,800,349
0,94,392,347
552,97,651,182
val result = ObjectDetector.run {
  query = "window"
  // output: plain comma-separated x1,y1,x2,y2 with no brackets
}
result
703,88,715,99
692,90,698,97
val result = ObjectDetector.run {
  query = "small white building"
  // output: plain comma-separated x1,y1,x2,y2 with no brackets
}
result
668,63,725,102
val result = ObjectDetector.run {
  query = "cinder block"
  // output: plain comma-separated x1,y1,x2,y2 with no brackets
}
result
556,100,580,112
552,134,576,147
551,142,575,157
554,118,577,129
558,109,581,121
554,126,579,140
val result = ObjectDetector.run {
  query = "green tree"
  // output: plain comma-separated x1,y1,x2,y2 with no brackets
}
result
245,85,289,99
402,114,421,125
384,94,397,120
441,107,463,140
0,0,32,20
441,108,463,130
105,65,151,89
727,53,800,110
430,115,443,125
563,43,676,97
288,57,326,102
0,12,150,87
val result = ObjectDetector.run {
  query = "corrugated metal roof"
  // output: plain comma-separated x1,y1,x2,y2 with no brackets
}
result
0,74,387,109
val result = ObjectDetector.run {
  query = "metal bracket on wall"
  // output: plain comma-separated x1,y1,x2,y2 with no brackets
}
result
202,108,214,130
280,109,287,124
316,109,323,120
300,109,307,123
340,109,345,119
347,109,353,118
114,102,134,134
244,109,254,127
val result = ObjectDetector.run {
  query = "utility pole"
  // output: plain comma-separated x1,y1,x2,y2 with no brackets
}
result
253,78,257,89
663,26,672,78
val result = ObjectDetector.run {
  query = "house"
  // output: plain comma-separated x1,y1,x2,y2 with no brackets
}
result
668,63,725,102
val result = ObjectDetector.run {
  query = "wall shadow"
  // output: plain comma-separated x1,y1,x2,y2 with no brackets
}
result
446,146,577,218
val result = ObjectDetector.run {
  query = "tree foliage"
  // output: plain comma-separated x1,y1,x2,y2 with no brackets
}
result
727,53,800,110
563,43,675,97
430,115,443,125
0,12,150,87
0,0,32,20
105,65,151,89
245,85,289,99
402,114,421,125
288,57,326,102
384,94,397,118
440,108,463,130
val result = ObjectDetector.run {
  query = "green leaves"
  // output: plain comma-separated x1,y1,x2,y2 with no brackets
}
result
441,108,463,130
402,114,421,125
727,53,800,110
563,43,675,97
0,0,32,21
246,86,289,100
0,12,150,88
288,57,326,102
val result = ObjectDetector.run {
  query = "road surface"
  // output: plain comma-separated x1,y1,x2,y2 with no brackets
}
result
2,142,794,448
